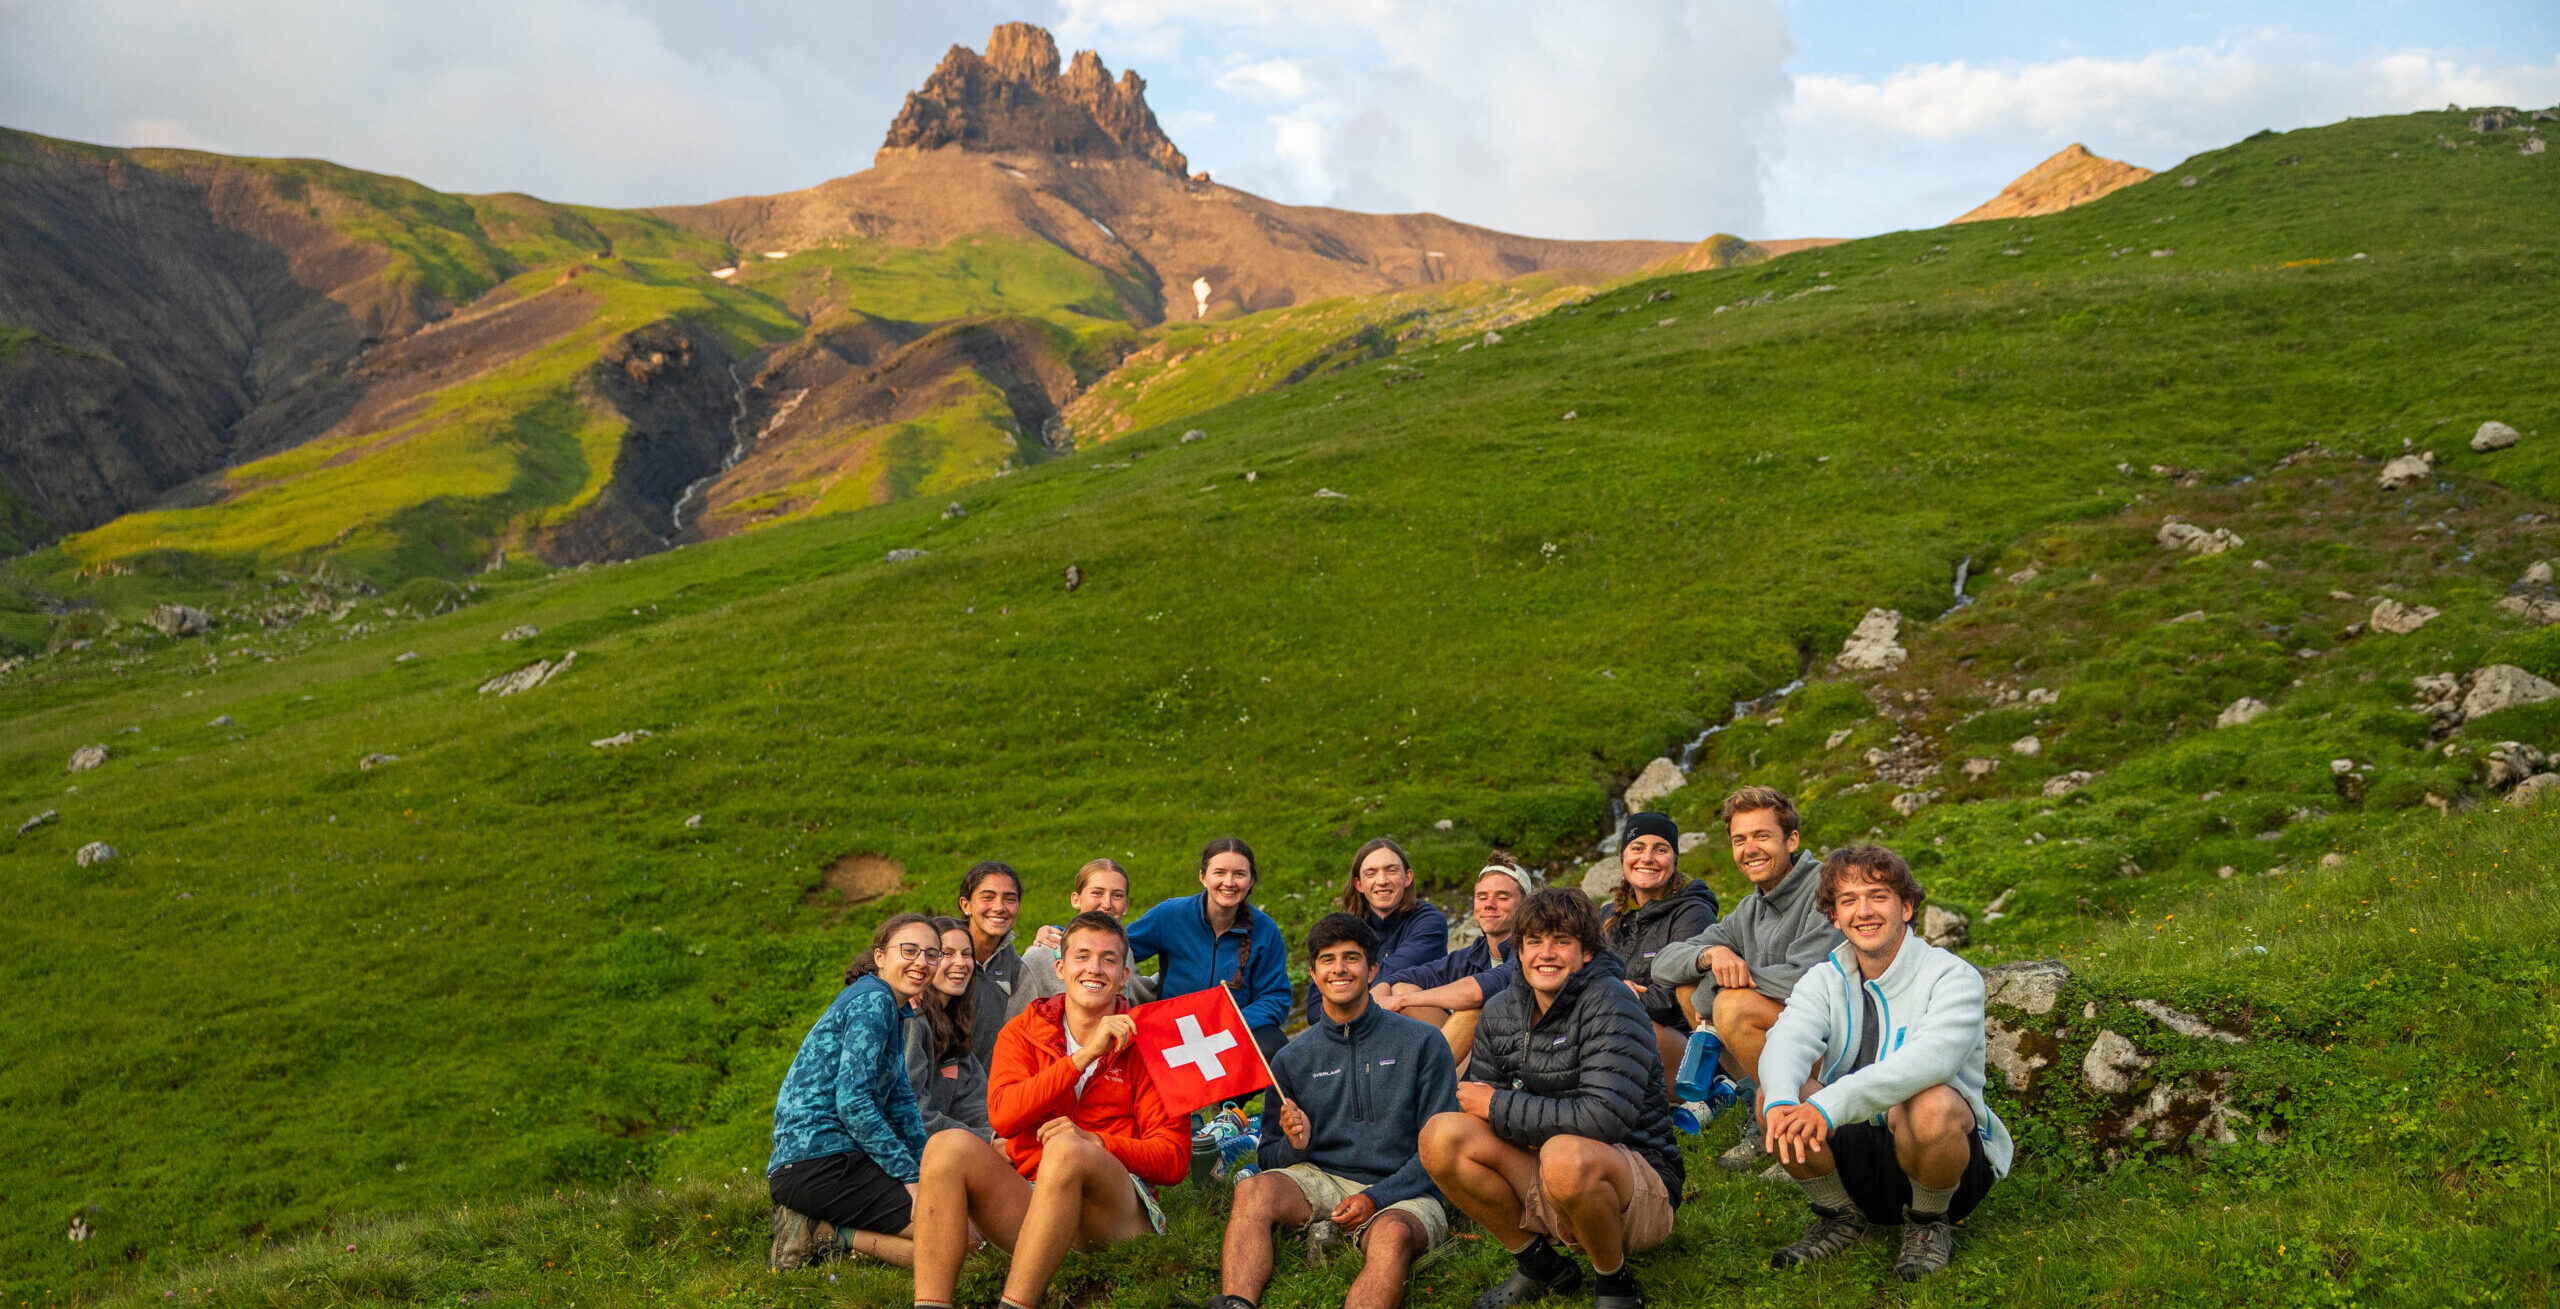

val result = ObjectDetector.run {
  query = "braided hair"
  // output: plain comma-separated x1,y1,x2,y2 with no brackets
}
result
1198,836,1260,989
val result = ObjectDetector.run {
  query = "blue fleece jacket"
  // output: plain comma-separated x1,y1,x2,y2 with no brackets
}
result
1381,930,1511,995
1256,1001,1458,1208
767,975,930,1181
1302,899,1448,1021
1125,892,1293,1031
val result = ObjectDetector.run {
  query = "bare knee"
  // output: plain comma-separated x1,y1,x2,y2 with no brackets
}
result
1891,1086,1974,1143
1535,1136,1609,1199
923,1127,989,1172
1362,1210,1427,1260
1419,1111,1480,1168
1034,1134,1111,1183
1710,988,1766,1031
1232,1171,1297,1221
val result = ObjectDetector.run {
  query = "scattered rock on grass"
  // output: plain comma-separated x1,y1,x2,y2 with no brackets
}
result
17,810,57,836
1579,857,1623,901
1624,757,1686,808
2216,697,2269,728
500,625,540,642
149,604,213,638
2483,741,2547,789
1963,757,1999,780
1181,429,1206,444
1891,790,1936,816
1826,728,1855,750
2461,664,2560,719
75,841,117,867
684,813,704,829
208,715,234,728
2377,451,2436,489
1836,609,1907,671
2494,594,2560,624
591,729,654,749
359,753,399,771
1434,818,1455,831
1921,904,1968,947
2134,999,2245,1043
1313,487,1348,499
884,548,928,563
1447,915,1483,951
2508,773,2560,807
1063,563,1083,592
2083,1030,2155,1094
2370,598,2439,634
2011,735,2043,756
1981,959,2068,1014
2042,770,2096,798
2522,561,2553,586
2472,420,2521,452
943,501,967,519
2156,520,2243,555
67,745,108,773
478,652,577,697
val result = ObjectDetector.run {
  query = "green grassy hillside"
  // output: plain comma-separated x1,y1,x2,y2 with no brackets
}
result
2,107,2556,1306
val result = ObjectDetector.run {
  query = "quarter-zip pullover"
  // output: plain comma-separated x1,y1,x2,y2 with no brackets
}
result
1255,1001,1459,1209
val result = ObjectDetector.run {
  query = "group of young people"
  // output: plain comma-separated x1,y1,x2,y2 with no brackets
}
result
765,787,2013,1309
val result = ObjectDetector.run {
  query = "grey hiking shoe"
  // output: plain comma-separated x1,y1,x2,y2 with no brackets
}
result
1469,1259,1582,1309
1716,1114,1768,1172
1895,1207,1956,1280
766,1204,828,1271
1770,1207,1870,1269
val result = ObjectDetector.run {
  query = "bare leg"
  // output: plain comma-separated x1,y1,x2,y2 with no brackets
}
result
1442,1008,1483,1070
1674,982,1704,1028
1002,1135,1148,1306
1419,1112,1542,1250
843,1230,914,1266
1888,1085,1977,1191
1537,1136,1634,1270
1347,1209,1430,1309
1712,989,1784,1085
1386,983,1452,1029
914,1130,1032,1304
1220,1170,1314,1302
1651,1023,1686,1105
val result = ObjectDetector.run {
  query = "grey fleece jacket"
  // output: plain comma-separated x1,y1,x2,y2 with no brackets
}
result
1255,1002,1459,1209
1651,850,1843,1005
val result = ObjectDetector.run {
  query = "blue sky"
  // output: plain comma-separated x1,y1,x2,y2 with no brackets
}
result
1,0,2553,240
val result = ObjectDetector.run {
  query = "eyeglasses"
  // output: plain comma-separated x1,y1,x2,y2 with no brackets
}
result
888,943,949,964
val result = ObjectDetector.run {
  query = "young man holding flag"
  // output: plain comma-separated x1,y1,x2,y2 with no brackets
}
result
911,912,1189,1309
1210,914,1459,1309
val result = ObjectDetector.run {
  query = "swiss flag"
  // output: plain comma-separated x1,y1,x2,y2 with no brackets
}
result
1129,984,1274,1118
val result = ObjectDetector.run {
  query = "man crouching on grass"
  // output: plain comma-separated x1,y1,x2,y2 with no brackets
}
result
910,911,1188,1309
1420,889,1681,1309
1210,913,1459,1309
1758,845,2012,1281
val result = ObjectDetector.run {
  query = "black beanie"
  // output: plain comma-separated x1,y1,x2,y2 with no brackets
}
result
1621,810,1680,853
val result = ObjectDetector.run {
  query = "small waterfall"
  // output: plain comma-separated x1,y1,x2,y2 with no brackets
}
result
672,370,803,534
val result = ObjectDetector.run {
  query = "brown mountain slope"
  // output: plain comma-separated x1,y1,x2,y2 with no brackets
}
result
1954,143,2153,223
656,24,1686,324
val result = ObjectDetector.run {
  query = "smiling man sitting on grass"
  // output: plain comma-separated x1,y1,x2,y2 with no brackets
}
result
1757,845,2013,1281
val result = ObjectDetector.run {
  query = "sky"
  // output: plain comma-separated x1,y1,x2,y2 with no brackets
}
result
1,1,2554,241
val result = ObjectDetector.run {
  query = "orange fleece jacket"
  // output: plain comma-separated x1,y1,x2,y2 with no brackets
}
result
987,994,1189,1188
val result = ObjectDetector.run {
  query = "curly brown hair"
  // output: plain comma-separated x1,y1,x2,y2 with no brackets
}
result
1816,844,1926,919
1512,887,1606,955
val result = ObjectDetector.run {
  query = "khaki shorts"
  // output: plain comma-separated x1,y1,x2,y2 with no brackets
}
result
1516,1144,1675,1255
1269,1163,1449,1248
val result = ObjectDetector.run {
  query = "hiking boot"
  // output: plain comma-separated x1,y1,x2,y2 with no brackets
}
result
1469,1256,1582,1309
1715,1113,1768,1172
766,1204,827,1271
1894,1207,1956,1281
1770,1207,1871,1269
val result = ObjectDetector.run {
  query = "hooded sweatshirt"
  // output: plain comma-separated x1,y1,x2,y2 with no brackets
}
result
1256,1001,1459,1208
901,1010,991,1139
1602,879,1720,1030
963,930,1024,1069
1124,892,1293,1032
987,994,1190,1187
1650,850,1842,1004
1300,899,1448,1022
767,974,929,1181
1757,934,2015,1178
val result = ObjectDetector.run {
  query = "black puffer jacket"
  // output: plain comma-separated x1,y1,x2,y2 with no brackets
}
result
1471,956,1684,1202
1603,880,1720,1031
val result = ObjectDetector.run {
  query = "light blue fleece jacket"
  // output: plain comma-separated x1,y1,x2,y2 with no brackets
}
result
1756,934,2014,1178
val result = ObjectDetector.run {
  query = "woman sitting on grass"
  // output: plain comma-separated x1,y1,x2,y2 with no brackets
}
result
1303,836,1447,1021
912,911,1190,1309
767,913,942,1271
1605,812,1719,1110
906,916,991,1140
1127,836,1293,1058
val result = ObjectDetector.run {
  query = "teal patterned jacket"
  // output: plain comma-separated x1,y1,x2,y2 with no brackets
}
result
766,975,929,1181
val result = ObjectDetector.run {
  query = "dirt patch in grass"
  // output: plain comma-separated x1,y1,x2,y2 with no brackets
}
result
804,853,906,918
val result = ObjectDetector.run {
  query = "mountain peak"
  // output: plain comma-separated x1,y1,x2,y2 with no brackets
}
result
879,23,1189,176
1953,143,2153,224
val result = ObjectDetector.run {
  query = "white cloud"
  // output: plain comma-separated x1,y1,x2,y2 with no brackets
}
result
1215,58,1314,103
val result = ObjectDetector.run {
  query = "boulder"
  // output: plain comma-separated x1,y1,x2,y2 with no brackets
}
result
2133,999,2245,1043
17,809,58,836
2508,773,2560,807
208,715,235,728
358,753,399,771
2472,420,2521,452
1180,429,1206,443
2156,520,2243,555
2377,452,2436,489
477,651,577,697
2524,561,2554,586
1446,915,1484,951
1063,563,1084,592
1921,904,1969,947
2483,741,2547,789
2024,687,2059,706
2011,734,2043,756
75,841,118,867
1678,831,1712,853
2082,1029,2155,1095
1891,790,1935,817
2370,599,2439,635
2216,697,2269,728
1579,857,1624,902
2495,594,2560,625
1980,959,2069,1014
500,625,540,642
1984,1021,2051,1093
1624,757,1686,809
943,501,968,519
1836,609,1906,671
1962,757,1999,780
591,729,655,749
1434,818,1456,831
149,604,214,638
2042,770,2096,798
67,744,108,773
2461,664,2560,719
884,548,929,563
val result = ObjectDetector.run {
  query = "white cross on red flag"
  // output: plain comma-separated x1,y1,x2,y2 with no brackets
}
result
1129,984,1274,1117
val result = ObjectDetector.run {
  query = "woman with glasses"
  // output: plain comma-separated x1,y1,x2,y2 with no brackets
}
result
907,916,992,1140
767,913,942,1270
1126,836,1292,1059
1301,836,1447,1021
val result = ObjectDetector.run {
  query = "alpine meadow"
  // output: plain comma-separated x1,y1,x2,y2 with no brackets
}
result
2,36,2558,1309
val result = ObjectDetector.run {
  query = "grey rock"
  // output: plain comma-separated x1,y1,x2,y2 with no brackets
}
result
1624,757,1686,809
2133,999,2245,1043
358,753,399,770
1063,563,1084,592
1180,429,1206,443
17,809,58,836
2156,520,2243,555
2508,773,2560,807
1984,1019,2049,1092
478,651,576,697
2472,420,2521,452
2042,770,2097,798
2083,1029,2154,1095
2377,452,2436,489
884,548,929,563
2494,594,2560,625
942,501,967,519
1837,608,1907,671
500,625,540,642
2370,598,2439,635
590,729,655,749
75,841,118,867
1891,790,1936,817
2462,664,2560,719
2011,734,2043,756
2483,741,2547,789
2471,110,2515,132
1979,959,2069,1014
1962,757,1998,780
683,813,704,829
2523,561,2553,587
1434,818,1455,831
2527,136,2549,156
1579,856,1624,902
1446,914,1484,951
2216,697,2269,728
1920,904,1968,948
149,604,214,638
208,715,235,728
67,744,108,773
1312,487,1348,499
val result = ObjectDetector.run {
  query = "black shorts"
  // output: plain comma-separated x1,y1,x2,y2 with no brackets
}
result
1829,1122,1998,1225
768,1150,912,1235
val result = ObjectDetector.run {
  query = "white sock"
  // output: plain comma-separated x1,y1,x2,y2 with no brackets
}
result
1910,1181,1958,1219
1795,1170,1854,1214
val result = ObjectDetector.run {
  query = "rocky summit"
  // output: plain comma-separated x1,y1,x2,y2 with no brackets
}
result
1954,143,2155,223
880,22,1188,175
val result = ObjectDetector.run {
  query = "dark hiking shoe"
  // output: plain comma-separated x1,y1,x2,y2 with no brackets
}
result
766,1204,827,1271
1470,1257,1582,1309
1895,1207,1956,1280
1715,1113,1768,1172
1593,1265,1644,1309
1770,1206,1870,1269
